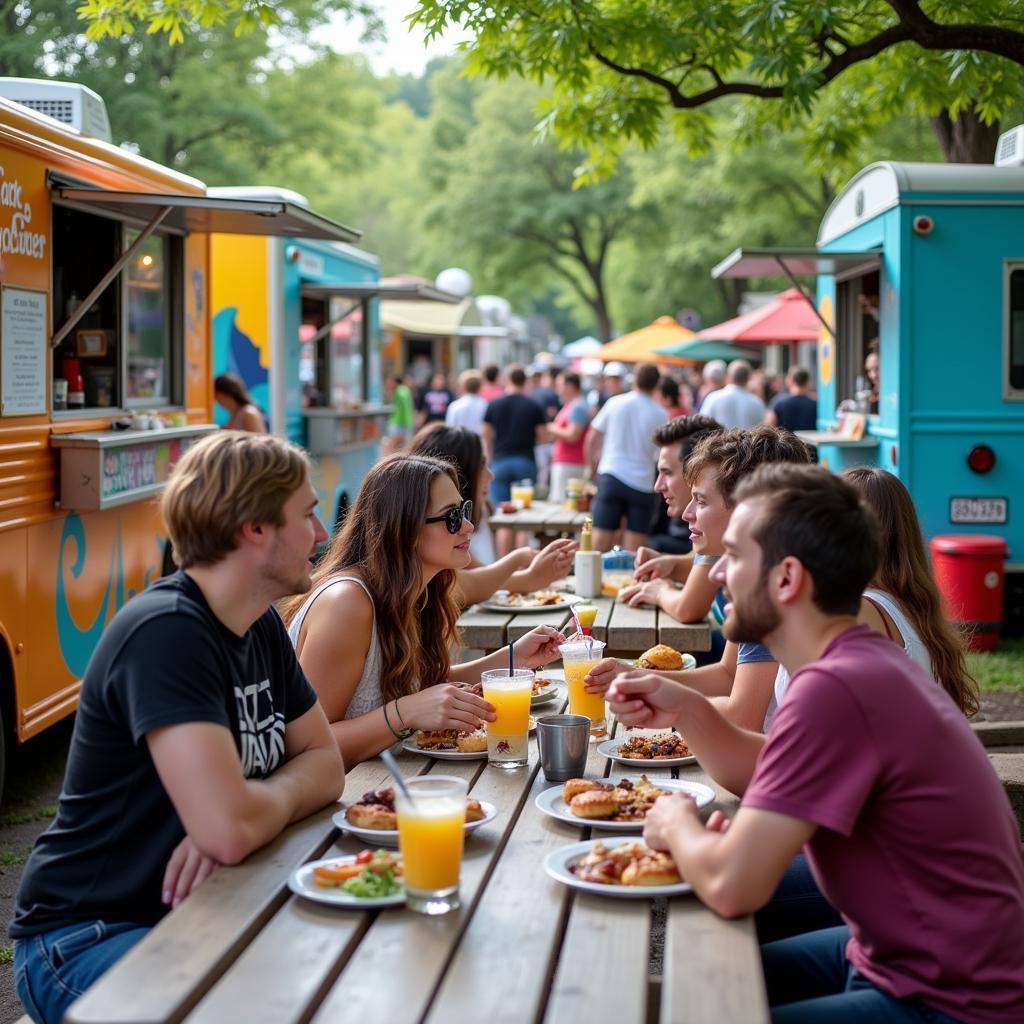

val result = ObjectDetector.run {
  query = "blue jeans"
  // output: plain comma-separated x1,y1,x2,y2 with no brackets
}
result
762,926,964,1023
15,920,150,1024
755,852,843,943
489,455,536,504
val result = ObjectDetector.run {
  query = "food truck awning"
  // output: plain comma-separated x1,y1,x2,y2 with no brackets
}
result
53,187,362,242
379,297,508,338
301,282,461,303
711,247,880,280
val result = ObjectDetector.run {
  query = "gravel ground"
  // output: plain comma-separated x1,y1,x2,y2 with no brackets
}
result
2,695,1024,1023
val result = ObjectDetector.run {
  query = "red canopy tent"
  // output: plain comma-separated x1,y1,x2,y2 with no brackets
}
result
696,288,820,364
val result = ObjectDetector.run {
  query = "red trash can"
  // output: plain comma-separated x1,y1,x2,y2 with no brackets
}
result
929,534,1007,651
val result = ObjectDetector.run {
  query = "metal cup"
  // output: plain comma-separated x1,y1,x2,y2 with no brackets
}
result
536,714,590,783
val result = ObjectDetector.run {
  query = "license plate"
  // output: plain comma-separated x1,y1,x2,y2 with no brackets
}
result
949,497,1008,524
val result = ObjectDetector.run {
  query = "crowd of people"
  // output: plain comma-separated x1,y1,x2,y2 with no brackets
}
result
10,354,1024,1024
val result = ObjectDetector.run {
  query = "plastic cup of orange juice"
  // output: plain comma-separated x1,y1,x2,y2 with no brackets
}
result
510,481,534,509
395,775,468,915
482,668,534,768
560,639,607,738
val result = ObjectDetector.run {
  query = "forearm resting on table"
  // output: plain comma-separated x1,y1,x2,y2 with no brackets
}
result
330,707,401,768
149,722,343,866
666,807,811,918
456,556,522,606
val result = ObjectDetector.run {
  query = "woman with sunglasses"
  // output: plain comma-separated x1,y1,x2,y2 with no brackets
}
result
410,423,576,606
281,453,564,766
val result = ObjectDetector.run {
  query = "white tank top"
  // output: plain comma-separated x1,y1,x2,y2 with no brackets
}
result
287,575,385,719
765,589,933,730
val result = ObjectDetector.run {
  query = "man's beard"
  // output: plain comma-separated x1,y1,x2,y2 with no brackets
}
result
722,579,780,645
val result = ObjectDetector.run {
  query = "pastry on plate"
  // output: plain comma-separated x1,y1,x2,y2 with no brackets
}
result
562,778,603,802
568,789,620,819
570,840,681,886
465,798,485,822
414,727,486,752
637,644,684,670
617,732,690,760
346,788,397,830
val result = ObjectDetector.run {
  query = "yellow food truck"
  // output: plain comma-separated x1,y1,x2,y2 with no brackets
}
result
0,85,358,799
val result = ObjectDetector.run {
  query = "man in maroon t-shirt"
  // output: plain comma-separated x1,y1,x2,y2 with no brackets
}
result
609,464,1024,1023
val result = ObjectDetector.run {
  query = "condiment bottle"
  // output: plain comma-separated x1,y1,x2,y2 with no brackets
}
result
574,516,602,599
63,358,85,410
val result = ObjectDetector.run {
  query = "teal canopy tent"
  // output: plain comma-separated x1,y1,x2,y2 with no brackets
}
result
656,337,761,363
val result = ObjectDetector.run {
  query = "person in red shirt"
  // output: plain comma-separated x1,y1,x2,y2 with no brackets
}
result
608,464,1024,1023
546,371,590,503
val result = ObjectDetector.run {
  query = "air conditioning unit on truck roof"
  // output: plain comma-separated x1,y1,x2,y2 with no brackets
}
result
995,125,1024,167
0,77,112,143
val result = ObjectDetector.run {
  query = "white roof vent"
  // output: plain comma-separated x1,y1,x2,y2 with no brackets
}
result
0,78,112,143
995,125,1024,167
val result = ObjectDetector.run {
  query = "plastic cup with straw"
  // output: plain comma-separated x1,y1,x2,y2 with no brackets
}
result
482,641,533,769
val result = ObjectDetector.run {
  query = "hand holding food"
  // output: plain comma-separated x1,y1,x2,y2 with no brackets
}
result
513,624,566,668
643,793,700,852
400,682,496,732
607,672,687,729
582,657,624,695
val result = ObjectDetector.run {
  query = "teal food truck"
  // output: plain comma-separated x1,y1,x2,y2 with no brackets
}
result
713,134,1024,630
209,187,454,528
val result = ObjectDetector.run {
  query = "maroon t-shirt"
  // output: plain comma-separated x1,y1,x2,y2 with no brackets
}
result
745,626,1024,1023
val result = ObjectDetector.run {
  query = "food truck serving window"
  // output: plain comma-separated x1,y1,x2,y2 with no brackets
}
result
1008,265,1024,396
52,202,182,411
835,268,881,414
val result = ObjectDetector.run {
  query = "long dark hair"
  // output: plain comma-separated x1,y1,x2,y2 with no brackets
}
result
842,467,979,716
409,423,485,527
281,454,462,703
214,372,255,407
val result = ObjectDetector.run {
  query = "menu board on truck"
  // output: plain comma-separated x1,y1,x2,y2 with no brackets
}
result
1,285,47,416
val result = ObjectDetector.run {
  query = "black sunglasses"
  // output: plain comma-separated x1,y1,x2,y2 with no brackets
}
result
425,499,473,535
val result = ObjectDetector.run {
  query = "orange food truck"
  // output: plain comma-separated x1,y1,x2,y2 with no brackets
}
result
0,83,359,799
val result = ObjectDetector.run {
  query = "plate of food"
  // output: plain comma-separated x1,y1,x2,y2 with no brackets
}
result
597,731,697,768
544,837,692,898
535,774,715,830
289,850,405,907
333,788,497,846
531,674,562,706
634,645,696,672
404,721,537,759
478,590,582,613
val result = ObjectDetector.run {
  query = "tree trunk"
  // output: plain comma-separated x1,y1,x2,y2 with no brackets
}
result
592,290,613,343
931,106,1001,163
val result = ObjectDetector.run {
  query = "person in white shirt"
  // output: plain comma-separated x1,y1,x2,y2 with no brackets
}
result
585,361,668,552
700,360,766,429
445,369,488,435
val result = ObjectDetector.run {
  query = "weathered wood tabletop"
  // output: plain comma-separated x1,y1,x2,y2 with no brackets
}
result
488,500,589,537
67,682,766,1024
458,593,713,656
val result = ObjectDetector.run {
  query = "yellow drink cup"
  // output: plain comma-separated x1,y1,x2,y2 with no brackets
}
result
575,604,598,631
396,775,468,915
510,481,534,509
559,639,607,738
482,668,534,768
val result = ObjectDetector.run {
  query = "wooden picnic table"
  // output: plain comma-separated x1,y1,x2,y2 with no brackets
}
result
458,593,712,656
488,500,590,538
66,681,767,1024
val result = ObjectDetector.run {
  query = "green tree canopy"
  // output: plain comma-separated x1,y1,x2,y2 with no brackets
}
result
407,1,1024,168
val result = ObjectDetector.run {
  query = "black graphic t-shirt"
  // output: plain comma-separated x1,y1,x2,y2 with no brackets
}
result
11,572,316,938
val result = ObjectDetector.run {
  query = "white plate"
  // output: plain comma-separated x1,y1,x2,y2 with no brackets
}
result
477,591,582,614
332,800,498,847
597,735,697,768
544,837,693,899
531,684,561,706
403,722,536,760
288,855,405,908
535,777,715,831
402,737,488,760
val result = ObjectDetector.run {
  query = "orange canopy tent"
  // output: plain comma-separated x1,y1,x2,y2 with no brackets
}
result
595,316,697,366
